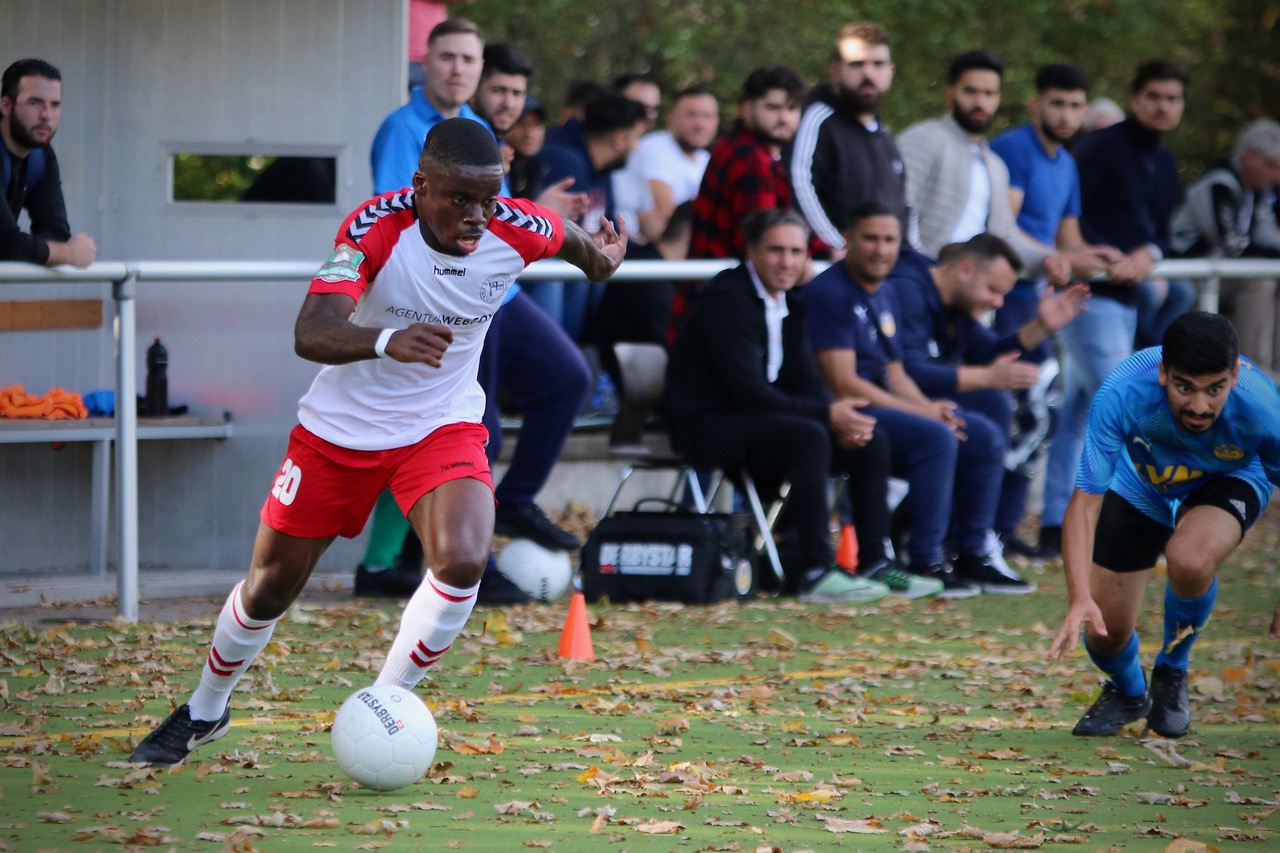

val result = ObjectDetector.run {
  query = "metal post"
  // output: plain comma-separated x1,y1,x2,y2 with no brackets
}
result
114,271,140,622
90,439,110,575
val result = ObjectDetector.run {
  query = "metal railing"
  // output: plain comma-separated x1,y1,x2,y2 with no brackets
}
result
3,256,1278,620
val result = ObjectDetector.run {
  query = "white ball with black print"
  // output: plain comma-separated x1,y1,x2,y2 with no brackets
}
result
496,538,574,602
331,684,437,791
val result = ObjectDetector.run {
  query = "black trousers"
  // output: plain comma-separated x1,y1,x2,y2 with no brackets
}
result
677,412,891,588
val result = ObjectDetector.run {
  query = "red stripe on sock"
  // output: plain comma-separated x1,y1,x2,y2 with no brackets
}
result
207,652,237,677
414,640,451,658
209,646,246,670
427,575,476,603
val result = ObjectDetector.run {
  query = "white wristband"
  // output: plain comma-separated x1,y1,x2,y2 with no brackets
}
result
374,328,395,359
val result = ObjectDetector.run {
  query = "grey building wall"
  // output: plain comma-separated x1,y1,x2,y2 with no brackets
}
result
1,0,407,573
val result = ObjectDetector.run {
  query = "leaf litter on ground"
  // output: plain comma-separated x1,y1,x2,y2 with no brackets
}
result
3,507,1280,850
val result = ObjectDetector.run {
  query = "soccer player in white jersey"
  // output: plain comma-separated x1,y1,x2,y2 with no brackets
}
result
131,118,626,765
1048,311,1280,738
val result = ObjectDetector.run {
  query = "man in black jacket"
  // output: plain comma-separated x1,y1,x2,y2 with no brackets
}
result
666,209,912,602
786,21,908,257
0,58,95,266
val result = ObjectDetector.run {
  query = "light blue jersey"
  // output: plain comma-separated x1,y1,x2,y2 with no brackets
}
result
1078,346,1280,525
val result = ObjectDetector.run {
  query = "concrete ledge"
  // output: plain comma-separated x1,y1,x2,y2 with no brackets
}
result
2,568,350,609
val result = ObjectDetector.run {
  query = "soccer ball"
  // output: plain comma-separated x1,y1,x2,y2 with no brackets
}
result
330,685,437,791
496,538,574,601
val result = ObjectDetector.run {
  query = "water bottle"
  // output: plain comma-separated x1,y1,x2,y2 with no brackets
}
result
145,337,169,417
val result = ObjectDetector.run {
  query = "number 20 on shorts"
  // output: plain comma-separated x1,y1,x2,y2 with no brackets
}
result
272,458,302,506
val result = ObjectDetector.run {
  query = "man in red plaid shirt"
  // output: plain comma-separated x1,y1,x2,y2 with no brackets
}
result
689,65,807,262
671,66,807,342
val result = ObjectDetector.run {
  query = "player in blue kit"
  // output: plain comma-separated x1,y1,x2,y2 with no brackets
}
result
1048,311,1280,737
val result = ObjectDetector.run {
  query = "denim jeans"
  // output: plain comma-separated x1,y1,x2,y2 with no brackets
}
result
1041,295,1137,526
1135,277,1197,350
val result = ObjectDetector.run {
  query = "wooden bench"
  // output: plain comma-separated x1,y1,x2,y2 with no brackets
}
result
2,296,233,576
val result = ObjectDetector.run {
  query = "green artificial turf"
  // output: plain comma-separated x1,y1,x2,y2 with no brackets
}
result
3,512,1279,852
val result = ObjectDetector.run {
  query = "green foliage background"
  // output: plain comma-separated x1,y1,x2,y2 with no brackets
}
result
465,0,1280,177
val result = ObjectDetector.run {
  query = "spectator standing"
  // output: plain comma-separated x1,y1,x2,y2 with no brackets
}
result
897,50,1066,282
787,22,908,256
1040,61,1190,557
988,62,1122,556
611,73,664,245
628,85,719,241
804,203,982,598
1171,119,1280,369
405,0,474,93
535,94,648,341
889,235,1090,592
0,59,95,267
665,209,911,602
689,65,807,262
470,44,592,563
372,18,487,195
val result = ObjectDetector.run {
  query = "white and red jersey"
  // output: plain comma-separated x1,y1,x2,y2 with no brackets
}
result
298,190,564,450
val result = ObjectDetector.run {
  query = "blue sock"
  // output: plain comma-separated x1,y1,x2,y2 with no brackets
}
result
1087,631,1146,698
1154,577,1217,671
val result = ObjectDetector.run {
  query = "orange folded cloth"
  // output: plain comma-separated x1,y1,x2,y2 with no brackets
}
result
0,384,89,420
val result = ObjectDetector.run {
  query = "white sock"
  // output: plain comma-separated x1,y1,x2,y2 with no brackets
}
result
376,569,478,690
187,580,279,721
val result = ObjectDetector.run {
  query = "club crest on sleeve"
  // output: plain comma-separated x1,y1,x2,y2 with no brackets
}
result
317,244,365,283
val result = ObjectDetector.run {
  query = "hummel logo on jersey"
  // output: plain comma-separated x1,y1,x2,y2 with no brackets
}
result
435,265,465,277
494,200,554,239
1131,436,1153,452
346,191,413,240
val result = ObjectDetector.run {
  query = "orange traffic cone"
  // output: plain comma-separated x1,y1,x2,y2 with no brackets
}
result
557,591,595,660
836,523,858,572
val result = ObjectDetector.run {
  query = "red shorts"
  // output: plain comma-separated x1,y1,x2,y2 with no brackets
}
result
259,423,493,539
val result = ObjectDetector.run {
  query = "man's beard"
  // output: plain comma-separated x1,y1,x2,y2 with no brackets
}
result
7,114,53,149
952,103,993,135
750,124,793,149
1038,117,1072,146
838,85,882,116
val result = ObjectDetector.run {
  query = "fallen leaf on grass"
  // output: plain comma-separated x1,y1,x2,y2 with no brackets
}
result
350,818,409,835
818,816,887,834
634,819,685,834
37,811,73,823
1217,828,1266,841
495,800,536,815
1161,840,1220,852
1223,792,1279,806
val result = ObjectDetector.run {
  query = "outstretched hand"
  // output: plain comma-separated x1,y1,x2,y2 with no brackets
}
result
383,323,454,368
592,214,629,274
985,351,1040,390
1048,598,1108,663
536,177,588,221
1038,282,1091,332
